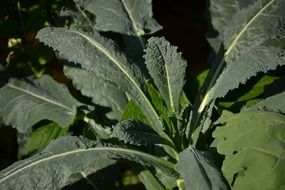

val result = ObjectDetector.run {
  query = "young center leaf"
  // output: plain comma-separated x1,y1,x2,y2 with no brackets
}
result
200,0,285,112
36,27,168,140
145,37,187,114
0,75,80,133
0,136,175,190
77,0,161,36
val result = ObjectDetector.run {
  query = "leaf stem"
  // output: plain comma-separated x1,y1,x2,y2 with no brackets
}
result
186,46,225,142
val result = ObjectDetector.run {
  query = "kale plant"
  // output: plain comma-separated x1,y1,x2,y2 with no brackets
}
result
0,0,285,189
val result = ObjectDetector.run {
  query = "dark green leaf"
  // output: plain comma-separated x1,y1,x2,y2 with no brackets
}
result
112,120,167,146
145,37,187,114
78,0,161,36
37,27,167,141
176,148,229,190
0,136,175,190
0,75,80,132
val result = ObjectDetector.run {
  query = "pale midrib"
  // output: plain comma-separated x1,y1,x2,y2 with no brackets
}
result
120,0,141,36
7,84,74,113
199,0,274,114
80,171,99,190
73,31,161,128
165,63,176,113
224,0,274,57
0,147,175,183
154,42,176,113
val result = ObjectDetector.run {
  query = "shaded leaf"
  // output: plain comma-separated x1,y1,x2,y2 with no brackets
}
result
0,75,80,132
64,159,118,190
0,136,175,190
201,0,285,111
243,91,285,113
209,0,255,41
19,123,69,156
176,148,229,190
112,120,167,146
219,75,277,108
131,164,166,190
120,100,150,126
64,66,128,119
37,27,167,140
78,0,161,36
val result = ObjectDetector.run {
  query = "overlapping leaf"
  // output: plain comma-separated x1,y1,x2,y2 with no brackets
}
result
0,136,175,190
209,0,255,41
37,27,166,139
19,122,69,156
77,0,161,36
64,66,128,119
145,37,187,114
112,120,167,146
243,91,285,113
176,148,229,190
213,111,285,190
201,0,285,111
0,76,80,132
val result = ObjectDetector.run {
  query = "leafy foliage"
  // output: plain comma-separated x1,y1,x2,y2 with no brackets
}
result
176,148,229,190
0,76,80,132
76,0,161,36
201,0,285,111
19,122,69,156
0,136,175,190
145,37,187,114
112,120,167,146
213,111,285,190
0,0,285,189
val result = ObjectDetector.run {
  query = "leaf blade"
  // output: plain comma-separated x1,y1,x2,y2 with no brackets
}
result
0,76,80,132
37,27,167,140
176,148,229,190
0,136,175,190
145,37,187,113
78,0,161,35
213,111,285,190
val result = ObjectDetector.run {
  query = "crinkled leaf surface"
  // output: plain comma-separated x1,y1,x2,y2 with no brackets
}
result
37,27,167,140
64,66,127,119
209,0,255,40
112,120,167,146
201,0,285,111
244,91,285,113
78,0,161,35
0,136,175,190
0,75,80,133
145,37,187,114
213,111,285,190
176,148,229,190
